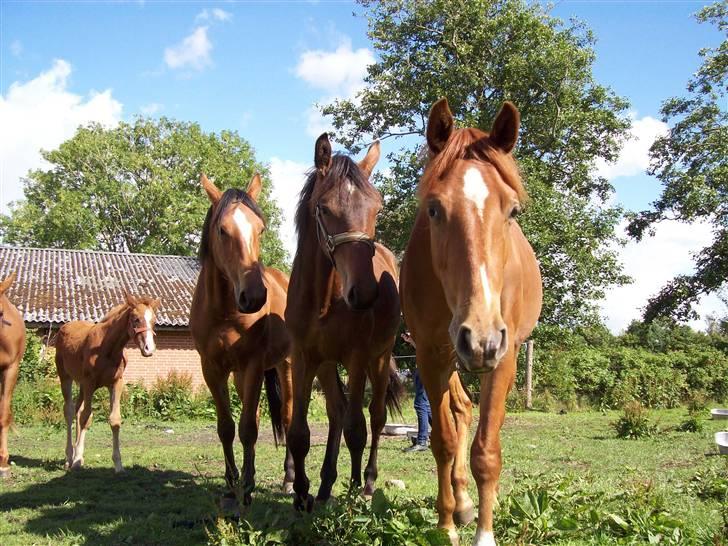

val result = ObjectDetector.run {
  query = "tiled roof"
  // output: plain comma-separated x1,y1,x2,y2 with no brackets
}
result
0,246,199,327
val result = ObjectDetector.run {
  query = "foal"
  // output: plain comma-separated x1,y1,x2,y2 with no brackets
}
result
287,134,402,509
401,99,542,545
56,291,159,472
0,272,26,478
190,173,294,504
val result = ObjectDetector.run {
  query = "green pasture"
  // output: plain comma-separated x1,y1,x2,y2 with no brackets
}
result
1,406,726,545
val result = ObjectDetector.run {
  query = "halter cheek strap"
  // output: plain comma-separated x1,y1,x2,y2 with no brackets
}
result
315,204,375,266
0,306,10,328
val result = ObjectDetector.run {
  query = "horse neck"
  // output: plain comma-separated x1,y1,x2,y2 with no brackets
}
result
199,257,239,319
97,307,132,356
289,227,337,316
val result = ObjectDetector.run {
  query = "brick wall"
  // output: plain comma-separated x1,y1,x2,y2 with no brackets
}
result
124,329,206,391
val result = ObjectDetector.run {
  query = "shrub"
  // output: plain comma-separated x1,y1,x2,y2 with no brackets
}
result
612,401,657,439
18,329,55,383
149,371,195,421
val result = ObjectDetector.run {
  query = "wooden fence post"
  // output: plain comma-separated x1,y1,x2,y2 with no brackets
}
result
525,339,534,410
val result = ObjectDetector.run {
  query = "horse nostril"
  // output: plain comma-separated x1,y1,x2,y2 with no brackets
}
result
456,326,473,360
347,286,358,307
238,291,248,310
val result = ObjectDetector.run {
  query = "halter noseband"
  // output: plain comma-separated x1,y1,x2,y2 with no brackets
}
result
315,204,375,266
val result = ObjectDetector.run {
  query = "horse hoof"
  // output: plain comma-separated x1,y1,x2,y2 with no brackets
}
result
293,494,314,512
282,481,294,495
446,528,460,546
114,465,125,474
70,459,84,471
242,493,253,506
219,495,239,516
454,504,475,526
0,466,11,479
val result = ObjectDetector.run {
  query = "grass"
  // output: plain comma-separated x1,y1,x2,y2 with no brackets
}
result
0,406,726,545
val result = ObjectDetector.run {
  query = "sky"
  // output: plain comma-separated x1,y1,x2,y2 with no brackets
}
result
0,0,724,332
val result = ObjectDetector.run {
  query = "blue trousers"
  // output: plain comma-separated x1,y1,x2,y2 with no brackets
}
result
413,369,432,445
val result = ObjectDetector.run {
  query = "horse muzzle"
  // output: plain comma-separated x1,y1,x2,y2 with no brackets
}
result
453,324,508,373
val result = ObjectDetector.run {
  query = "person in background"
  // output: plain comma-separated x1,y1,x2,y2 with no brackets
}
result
401,331,431,453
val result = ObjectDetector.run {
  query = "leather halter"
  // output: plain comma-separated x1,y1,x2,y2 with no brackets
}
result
315,203,375,266
0,306,9,328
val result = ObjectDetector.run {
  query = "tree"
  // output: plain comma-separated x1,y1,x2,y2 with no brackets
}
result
0,118,287,269
323,0,631,327
628,2,727,322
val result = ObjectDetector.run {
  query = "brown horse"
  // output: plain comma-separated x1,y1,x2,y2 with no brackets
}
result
0,273,26,478
190,173,293,505
56,291,160,472
286,134,403,510
400,99,542,546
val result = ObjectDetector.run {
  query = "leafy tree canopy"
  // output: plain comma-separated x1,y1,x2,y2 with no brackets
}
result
0,118,287,269
628,2,727,322
323,0,631,327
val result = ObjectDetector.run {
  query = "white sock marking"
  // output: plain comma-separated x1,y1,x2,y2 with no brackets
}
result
232,208,254,255
144,308,155,353
473,529,496,546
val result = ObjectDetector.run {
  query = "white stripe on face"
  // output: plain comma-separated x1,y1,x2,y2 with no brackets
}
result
232,208,254,255
479,264,492,310
462,166,489,223
345,180,356,195
144,308,155,352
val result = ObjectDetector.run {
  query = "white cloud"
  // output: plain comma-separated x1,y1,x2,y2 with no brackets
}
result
196,8,232,23
0,59,122,211
596,115,668,180
140,102,163,115
601,219,724,332
295,39,374,137
164,26,212,71
269,158,309,259
10,40,22,57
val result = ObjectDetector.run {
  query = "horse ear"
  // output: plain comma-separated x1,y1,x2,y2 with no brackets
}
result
0,272,16,293
201,173,222,204
490,101,520,153
426,98,454,155
123,289,137,308
246,173,263,201
358,141,381,177
314,133,333,173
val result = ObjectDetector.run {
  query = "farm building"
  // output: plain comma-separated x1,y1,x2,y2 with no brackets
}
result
0,246,207,389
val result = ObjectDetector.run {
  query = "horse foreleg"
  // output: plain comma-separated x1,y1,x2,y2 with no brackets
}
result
315,362,345,502
419,349,460,545
202,364,238,489
108,380,124,473
233,366,263,505
450,372,474,526
288,348,318,511
71,384,95,470
343,362,367,490
0,363,19,477
470,351,516,546
363,352,391,496
277,360,295,494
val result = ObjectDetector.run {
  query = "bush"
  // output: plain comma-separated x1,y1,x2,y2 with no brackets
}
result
149,371,195,421
612,401,657,439
18,329,55,383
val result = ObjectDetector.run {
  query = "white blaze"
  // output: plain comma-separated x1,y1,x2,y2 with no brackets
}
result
345,180,356,195
462,166,489,222
473,529,497,546
233,208,254,255
464,167,493,309
144,308,155,352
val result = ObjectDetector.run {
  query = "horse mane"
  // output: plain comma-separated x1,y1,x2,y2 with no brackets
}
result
199,188,266,261
99,296,158,324
420,127,528,203
294,154,381,259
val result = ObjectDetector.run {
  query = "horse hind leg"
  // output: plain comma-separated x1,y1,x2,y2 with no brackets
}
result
71,384,94,470
277,360,295,494
108,380,124,473
0,362,20,477
59,375,75,469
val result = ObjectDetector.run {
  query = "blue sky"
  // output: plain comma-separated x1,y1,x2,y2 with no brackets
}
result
0,0,724,330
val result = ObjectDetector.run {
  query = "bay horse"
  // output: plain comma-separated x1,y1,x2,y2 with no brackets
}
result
56,291,160,472
400,99,542,546
286,133,403,510
0,272,26,478
189,173,293,505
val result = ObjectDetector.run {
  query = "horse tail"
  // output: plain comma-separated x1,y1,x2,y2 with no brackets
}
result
264,368,285,448
385,356,405,419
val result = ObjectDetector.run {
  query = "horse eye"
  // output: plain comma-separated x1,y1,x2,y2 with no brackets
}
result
510,206,521,219
428,206,438,219
320,206,331,216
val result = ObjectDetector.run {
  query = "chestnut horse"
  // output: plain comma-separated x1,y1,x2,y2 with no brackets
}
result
286,134,402,510
0,273,26,478
400,99,542,546
190,173,293,505
56,291,160,472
